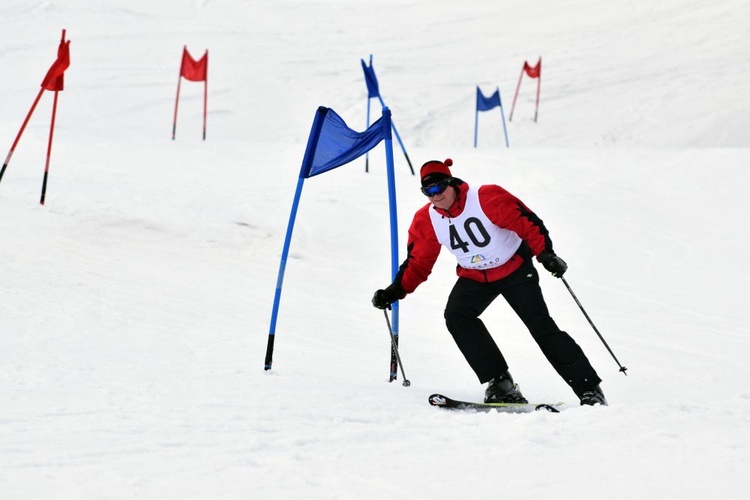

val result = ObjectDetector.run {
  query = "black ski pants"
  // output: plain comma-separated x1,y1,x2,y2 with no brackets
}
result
444,258,601,395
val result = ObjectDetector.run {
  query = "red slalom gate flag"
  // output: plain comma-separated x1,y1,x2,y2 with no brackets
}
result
510,57,542,122
1,29,71,191
180,47,207,81
41,36,71,91
523,59,541,79
173,46,209,139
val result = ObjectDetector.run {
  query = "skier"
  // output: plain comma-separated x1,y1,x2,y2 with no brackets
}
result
372,159,606,406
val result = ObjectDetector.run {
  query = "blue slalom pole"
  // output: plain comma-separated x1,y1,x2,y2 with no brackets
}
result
377,95,414,175
265,107,327,371
362,54,376,174
498,88,510,148
381,107,401,381
265,176,305,370
474,105,479,148
364,98,371,172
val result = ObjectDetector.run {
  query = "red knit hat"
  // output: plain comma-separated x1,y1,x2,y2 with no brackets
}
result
420,158,453,187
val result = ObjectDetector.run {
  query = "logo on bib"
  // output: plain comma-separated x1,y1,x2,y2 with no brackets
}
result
470,254,487,264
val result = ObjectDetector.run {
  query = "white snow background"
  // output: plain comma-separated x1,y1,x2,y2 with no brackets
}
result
1,1,749,498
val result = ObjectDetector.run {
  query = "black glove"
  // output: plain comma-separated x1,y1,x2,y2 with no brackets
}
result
538,251,568,278
372,282,405,310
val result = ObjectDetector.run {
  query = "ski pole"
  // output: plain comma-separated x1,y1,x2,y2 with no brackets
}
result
561,276,628,376
383,310,410,386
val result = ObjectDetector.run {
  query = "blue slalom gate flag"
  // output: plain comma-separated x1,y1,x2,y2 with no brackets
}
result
360,56,380,98
301,107,388,178
360,55,413,175
476,87,502,111
265,107,400,378
475,86,509,148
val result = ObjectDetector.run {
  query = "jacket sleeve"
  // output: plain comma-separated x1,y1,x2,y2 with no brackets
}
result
477,185,553,256
393,205,442,295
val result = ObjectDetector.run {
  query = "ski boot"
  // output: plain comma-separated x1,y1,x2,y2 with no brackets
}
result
484,371,528,404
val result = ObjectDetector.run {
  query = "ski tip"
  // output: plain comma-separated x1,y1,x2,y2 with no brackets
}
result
428,393,448,407
535,403,560,413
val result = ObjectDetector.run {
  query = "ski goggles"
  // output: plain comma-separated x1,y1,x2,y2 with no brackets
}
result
421,178,452,197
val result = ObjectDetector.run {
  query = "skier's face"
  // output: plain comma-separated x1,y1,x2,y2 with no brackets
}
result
428,185,457,211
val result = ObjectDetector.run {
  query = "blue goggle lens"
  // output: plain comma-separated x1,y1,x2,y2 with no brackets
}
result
421,179,451,197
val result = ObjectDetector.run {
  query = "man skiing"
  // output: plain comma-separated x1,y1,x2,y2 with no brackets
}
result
372,158,607,406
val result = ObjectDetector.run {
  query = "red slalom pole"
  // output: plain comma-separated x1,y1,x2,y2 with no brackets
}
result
39,89,60,205
508,67,524,122
534,59,542,122
172,53,183,140
0,88,45,184
202,78,207,140
172,77,182,140
202,51,208,140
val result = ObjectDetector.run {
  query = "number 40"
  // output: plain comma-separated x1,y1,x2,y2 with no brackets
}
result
449,217,491,253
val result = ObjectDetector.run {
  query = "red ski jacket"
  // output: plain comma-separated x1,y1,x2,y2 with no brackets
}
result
396,181,553,295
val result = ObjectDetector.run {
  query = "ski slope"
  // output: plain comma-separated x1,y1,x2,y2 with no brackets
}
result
1,1,749,498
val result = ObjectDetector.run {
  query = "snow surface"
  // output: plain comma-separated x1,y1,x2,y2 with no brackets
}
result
1,1,749,498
